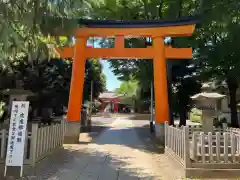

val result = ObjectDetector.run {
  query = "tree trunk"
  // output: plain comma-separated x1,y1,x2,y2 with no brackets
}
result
177,0,183,18
227,78,239,128
167,61,174,125
168,85,174,125
158,0,164,19
179,104,187,126
143,0,150,19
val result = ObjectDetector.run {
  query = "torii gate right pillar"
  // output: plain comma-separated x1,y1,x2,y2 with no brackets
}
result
153,37,169,140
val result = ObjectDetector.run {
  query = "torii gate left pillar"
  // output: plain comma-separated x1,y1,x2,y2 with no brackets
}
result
57,20,195,141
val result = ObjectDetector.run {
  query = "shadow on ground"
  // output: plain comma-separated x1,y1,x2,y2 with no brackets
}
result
87,124,164,154
127,114,150,120
66,117,163,155
0,146,159,180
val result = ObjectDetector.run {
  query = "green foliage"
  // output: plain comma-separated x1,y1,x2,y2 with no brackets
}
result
115,79,138,97
194,0,240,127
0,0,86,66
115,79,138,107
8,56,106,116
0,101,5,119
189,108,202,123
0,0,107,119
10,57,72,115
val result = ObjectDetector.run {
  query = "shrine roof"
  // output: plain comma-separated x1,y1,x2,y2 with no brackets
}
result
191,92,226,100
99,91,123,99
78,16,197,28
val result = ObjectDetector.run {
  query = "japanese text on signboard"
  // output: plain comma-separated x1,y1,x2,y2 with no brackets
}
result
5,101,29,167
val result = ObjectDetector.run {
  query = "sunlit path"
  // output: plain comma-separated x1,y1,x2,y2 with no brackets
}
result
19,117,184,180
85,118,183,179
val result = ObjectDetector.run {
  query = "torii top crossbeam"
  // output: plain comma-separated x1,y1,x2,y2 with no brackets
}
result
56,17,196,125
76,17,195,37
77,16,195,28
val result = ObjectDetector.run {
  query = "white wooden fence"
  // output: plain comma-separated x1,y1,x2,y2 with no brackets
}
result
165,123,240,169
190,132,240,168
0,120,65,166
165,123,190,167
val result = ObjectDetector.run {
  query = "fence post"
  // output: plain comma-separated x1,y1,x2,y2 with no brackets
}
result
49,123,53,151
223,132,228,163
54,124,57,148
37,126,42,161
200,132,205,163
216,132,220,162
231,133,236,163
1,129,6,159
170,126,173,149
30,123,39,166
192,132,197,161
61,119,66,145
165,122,168,147
208,132,213,162
183,126,190,168
46,126,50,152
57,123,60,147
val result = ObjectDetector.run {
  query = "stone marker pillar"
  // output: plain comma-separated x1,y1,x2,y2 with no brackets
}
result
64,121,81,143
155,123,165,143
64,111,87,144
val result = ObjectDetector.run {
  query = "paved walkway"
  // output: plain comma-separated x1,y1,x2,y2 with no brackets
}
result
3,117,185,180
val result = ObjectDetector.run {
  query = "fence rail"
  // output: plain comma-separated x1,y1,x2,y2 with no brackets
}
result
228,127,240,135
188,125,226,137
0,119,65,166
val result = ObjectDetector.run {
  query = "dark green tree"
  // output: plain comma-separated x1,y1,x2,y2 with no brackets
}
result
172,60,201,126
10,57,106,117
83,59,106,102
194,0,240,127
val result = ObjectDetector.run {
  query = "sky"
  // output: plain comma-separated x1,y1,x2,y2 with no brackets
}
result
85,39,121,91
100,60,121,91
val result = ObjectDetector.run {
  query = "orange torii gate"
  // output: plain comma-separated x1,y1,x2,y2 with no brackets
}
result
57,18,196,129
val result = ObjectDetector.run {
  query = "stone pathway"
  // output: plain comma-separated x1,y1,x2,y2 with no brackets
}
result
2,117,185,180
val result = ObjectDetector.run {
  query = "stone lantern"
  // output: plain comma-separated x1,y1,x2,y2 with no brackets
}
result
1,89,34,107
0,88,35,125
191,92,226,133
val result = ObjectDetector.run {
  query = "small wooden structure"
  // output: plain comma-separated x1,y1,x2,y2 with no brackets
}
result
99,91,122,113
